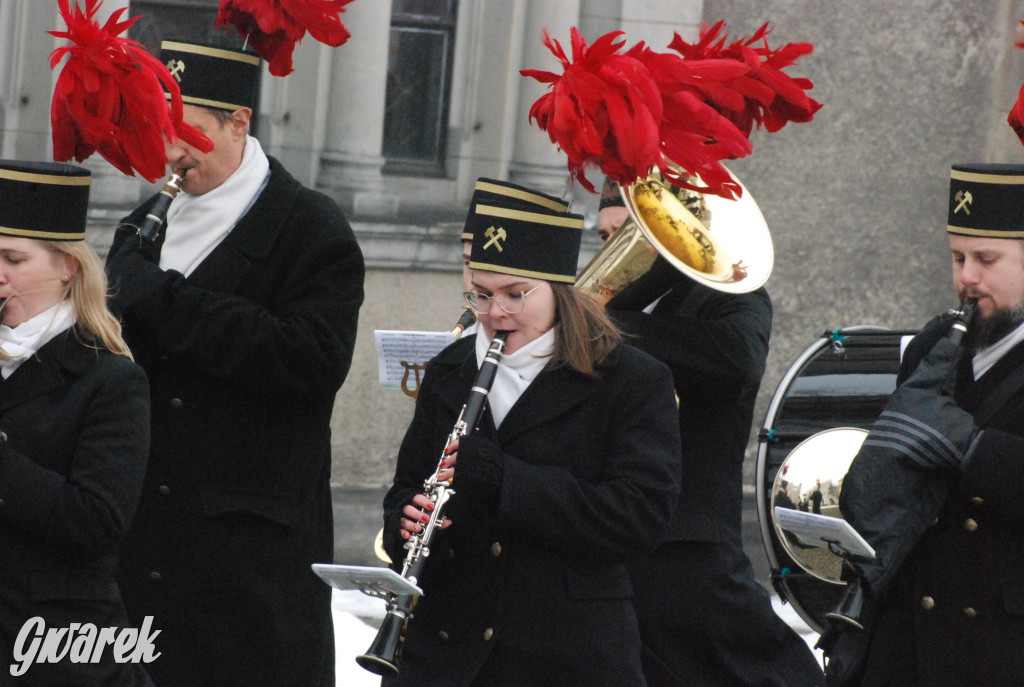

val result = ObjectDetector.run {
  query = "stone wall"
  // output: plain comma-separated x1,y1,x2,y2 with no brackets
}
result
700,0,1024,486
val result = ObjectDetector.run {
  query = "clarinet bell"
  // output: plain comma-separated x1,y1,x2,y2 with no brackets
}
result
825,577,866,631
355,608,404,676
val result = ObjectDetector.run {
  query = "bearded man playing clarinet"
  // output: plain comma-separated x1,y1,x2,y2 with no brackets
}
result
822,164,1024,686
104,41,364,687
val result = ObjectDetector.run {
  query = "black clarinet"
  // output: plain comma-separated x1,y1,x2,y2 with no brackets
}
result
449,308,477,338
138,168,185,241
357,331,509,676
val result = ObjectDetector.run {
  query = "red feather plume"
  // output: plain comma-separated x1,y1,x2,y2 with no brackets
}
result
668,21,822,137
217,0,356,77
521,28,666,193
625,42,752,198
49,0,213,182
521,24,821,199
522,28,761,198
1009,20,1024,145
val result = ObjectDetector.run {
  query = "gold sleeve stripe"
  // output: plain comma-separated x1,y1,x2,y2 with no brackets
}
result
461,232,474,241
950,170,1024,185
474,203,583,229
474,181,568,212
0,169,90,186
162,41,261,65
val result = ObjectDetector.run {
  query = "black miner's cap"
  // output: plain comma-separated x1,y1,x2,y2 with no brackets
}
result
0,160,90,241
947,164,1024,238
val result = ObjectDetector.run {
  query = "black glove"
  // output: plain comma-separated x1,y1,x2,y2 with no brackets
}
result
816,577,875,687
862,334,980,472
445,434,504,520
105,229,181,324
817,622,871,687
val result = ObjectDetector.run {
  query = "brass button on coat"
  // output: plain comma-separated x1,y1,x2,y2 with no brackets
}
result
0,498,5,507
150,571,163,583
490,542,502,558
438,631,449,641
920,596,935,611
970,496,984,505
158,485,171,496
483,628,494,641
964,518,979,532
169,398,184,409
963,607,977,618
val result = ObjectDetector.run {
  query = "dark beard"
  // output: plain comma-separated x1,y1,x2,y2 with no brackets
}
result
964,301,1024,351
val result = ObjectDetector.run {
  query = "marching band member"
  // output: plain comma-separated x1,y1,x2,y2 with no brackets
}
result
600,180,826,686
0,161,153,685
379,179,681,686
105,41,364,685
824,164,1024,686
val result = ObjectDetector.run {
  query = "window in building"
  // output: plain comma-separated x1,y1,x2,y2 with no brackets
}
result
383,0,458,177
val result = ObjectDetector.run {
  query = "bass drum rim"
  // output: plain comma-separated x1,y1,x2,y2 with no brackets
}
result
755,326,916,633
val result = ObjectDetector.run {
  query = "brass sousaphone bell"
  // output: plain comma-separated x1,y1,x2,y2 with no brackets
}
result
576,168,773,299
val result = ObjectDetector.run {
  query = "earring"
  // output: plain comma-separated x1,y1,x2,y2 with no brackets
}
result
61,274,70,282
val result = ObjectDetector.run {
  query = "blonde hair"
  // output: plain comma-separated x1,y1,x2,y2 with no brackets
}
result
550,283,621,377
48,241,133,359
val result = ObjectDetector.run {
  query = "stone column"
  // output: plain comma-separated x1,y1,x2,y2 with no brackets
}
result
508,0,583,196
619,0,703,45
316,0,398,218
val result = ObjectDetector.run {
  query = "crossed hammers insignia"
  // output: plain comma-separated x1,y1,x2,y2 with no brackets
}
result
167,59,186,83
483,225,507,251
954,190,973,215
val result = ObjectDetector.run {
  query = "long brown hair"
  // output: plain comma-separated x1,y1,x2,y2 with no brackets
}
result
550,283,620,377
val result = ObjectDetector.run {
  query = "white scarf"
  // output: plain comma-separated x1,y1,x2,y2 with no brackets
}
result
475,329,555,428
973,321,1024,379
160,135,270,276
0,301,75,379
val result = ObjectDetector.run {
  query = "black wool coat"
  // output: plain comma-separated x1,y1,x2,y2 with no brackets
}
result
0,331,152,687
106,157,364,687
858,316,1024,686
609,277,825,687
610,278,771,543
380,336,681,687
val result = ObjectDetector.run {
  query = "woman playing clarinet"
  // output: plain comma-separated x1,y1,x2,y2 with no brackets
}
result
379,178,681,687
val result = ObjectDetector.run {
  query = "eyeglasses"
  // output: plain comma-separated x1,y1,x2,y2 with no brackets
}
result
463,284,544,315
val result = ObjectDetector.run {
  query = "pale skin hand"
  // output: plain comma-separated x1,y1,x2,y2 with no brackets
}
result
399,440,459,539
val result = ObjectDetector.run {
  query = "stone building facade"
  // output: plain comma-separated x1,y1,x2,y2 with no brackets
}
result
3,0,1024,564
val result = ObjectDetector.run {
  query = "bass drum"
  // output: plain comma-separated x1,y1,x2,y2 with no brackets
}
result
755,327,917,633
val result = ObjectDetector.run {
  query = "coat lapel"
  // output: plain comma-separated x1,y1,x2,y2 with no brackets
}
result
496,365,598,444
185,157,298,293
0,333,84,412
430,334,612,443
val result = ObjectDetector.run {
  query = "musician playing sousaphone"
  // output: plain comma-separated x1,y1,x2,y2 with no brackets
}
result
520,21,827,687
376,180,681,685
817,164,1024,687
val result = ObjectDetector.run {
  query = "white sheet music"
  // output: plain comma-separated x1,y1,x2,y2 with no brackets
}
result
373,330,454,390
774,507,876,559
312,564,422,598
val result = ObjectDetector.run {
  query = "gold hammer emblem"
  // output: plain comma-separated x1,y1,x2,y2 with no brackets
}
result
483,226,507,252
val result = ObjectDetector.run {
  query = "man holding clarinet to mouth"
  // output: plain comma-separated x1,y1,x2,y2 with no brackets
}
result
821,164,1024,687
104,40,364,687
